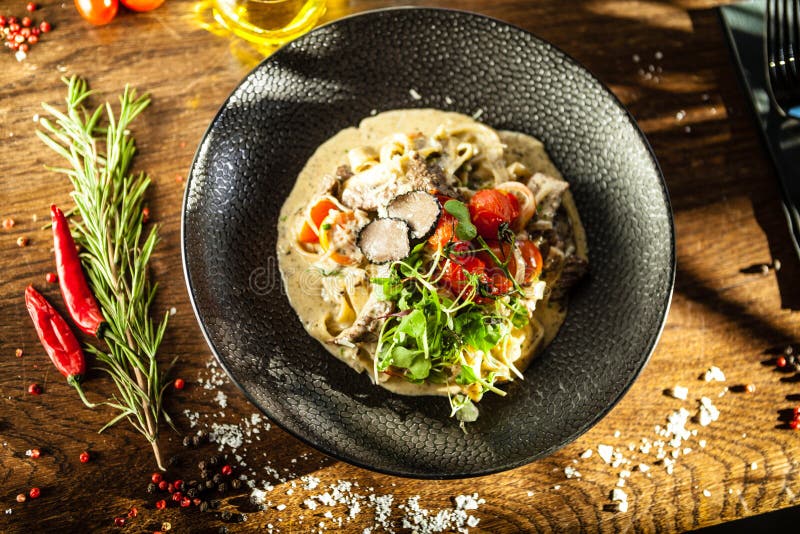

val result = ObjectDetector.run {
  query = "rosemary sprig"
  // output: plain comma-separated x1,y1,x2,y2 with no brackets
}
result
37,76,174,470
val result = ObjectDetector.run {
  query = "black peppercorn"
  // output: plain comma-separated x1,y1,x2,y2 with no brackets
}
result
197,429,208,441
146,483,156,494
188,480,198,488
220,511,232,521
182,435,192,447
167,455,180,467
205,480,215,489
200,469,210,480
208,455,219,466
230,479,241,490
218,526,228,533
186,488,197,499
217,483,227,493
191,435,202,447
213,474,222,484
200,501,209,512
231,513,246,523
198,461,207,471
209,500,221,510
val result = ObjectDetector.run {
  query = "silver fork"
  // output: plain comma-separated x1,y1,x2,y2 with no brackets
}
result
766,0,800,119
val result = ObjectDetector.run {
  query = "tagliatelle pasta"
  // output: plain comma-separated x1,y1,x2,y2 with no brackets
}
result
277,109,588,422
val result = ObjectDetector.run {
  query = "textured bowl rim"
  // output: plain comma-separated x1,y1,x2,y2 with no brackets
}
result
181,6,676,479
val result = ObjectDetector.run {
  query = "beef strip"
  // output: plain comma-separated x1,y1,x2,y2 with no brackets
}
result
331,291,394,346
526,172,569,223
549,255,589,301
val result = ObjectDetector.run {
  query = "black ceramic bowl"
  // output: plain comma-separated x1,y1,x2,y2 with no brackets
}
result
182,7,674,478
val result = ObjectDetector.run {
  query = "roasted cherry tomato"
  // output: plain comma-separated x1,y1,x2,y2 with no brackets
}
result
298,198,338,244
517,239,543,283
478,241,517,296
120,0,165,11
440,255,487,298
468,189,520,239
427,212,457,250
75,0,118,25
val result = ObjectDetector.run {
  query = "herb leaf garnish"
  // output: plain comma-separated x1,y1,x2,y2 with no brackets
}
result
444,200,477,241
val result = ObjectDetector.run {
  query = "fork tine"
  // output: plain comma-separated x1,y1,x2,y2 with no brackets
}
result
788,0,800,83
777,0,789,83
783,0,796,83
767,0,779,82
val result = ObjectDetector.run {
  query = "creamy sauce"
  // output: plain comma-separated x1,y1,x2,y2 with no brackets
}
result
277,109,587,397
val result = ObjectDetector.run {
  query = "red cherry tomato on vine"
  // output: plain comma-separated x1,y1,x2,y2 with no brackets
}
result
478,241,516,296
468,189,520,239
120,0,165,11
75,0,118,25
517,239,543,283
440,254,487,298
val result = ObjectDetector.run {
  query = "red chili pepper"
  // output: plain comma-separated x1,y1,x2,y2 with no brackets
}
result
51,205,104,336
24,285,96,408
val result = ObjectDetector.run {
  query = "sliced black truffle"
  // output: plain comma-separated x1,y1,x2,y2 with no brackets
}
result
386,190,441,240
357,218,411,264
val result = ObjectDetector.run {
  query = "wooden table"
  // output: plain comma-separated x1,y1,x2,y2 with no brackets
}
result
2,0,798,531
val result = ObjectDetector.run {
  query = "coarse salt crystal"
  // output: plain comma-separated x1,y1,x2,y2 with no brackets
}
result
409,88,421,100
553,485,561,490
703,489,711,497
598,444,614,464
751,462,758,470
564,466,581,479
702,366,726,382
580,449,593,459
610,488,627,502
604,501,628,513
695,397,720,427
250,488,267,504
666,385,688,400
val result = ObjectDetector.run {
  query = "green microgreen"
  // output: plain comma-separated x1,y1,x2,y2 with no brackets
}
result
372,235,530,423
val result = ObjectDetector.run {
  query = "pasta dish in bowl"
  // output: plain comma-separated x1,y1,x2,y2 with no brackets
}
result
278,109,588,423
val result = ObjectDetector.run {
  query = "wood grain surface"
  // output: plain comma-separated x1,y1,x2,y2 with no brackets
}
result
2,0,800,532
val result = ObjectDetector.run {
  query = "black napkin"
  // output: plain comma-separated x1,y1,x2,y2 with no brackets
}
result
720,0,800,259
